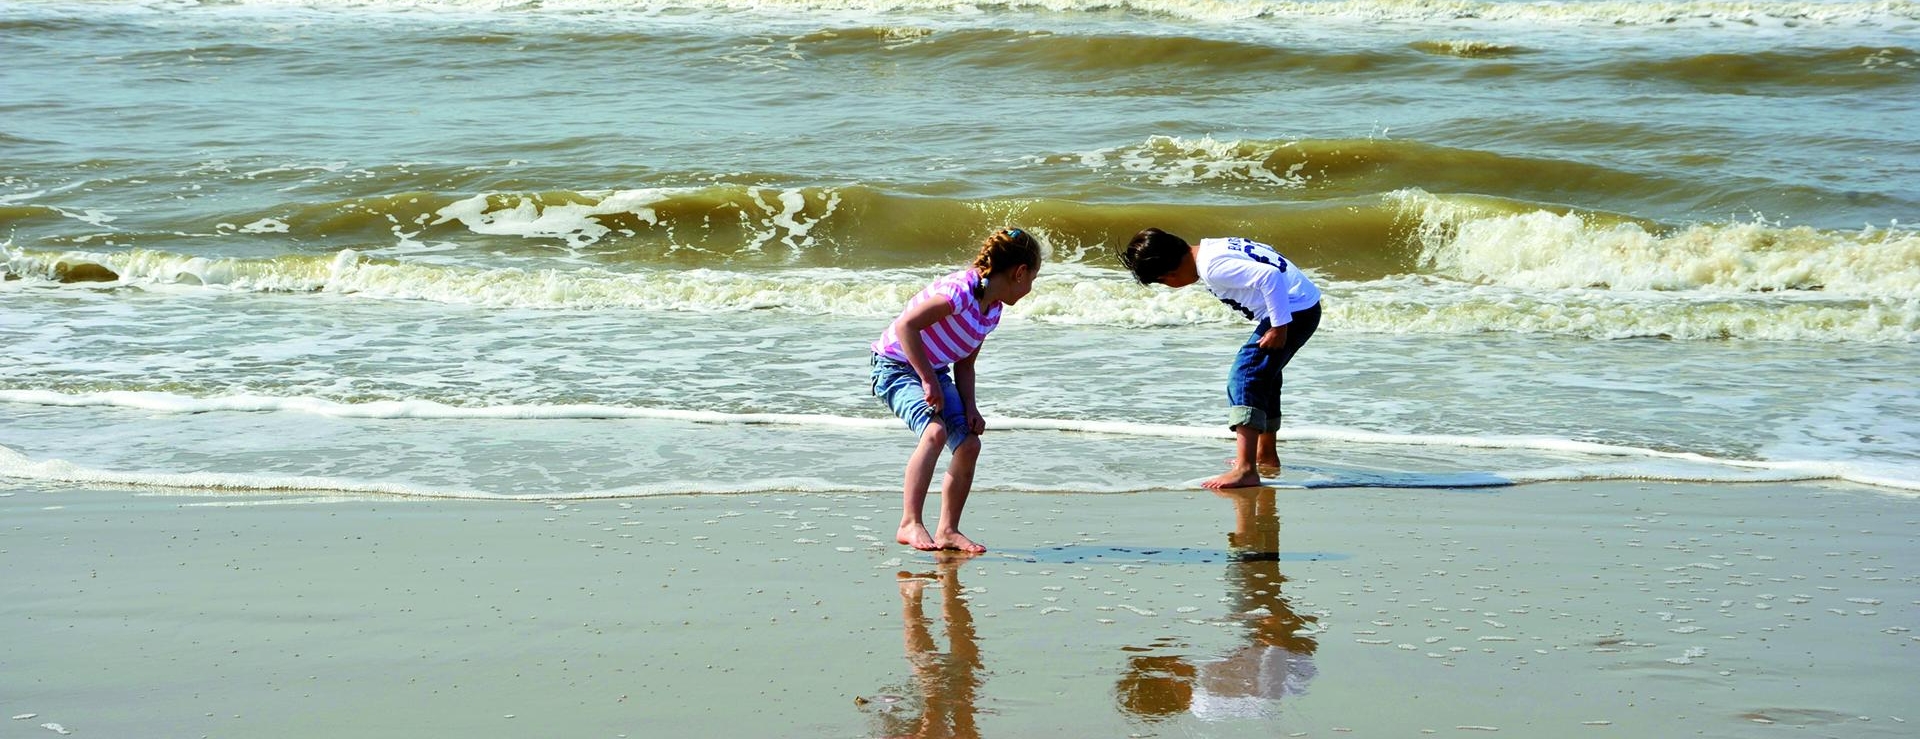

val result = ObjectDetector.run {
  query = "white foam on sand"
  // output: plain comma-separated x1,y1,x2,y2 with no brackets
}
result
0,389,901,429
0,444,500,500
6,389,1918,494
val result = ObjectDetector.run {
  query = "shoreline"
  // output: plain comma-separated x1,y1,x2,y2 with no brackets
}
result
4,480,1915,738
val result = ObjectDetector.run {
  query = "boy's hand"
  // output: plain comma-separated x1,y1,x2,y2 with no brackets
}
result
966,408,987,435
1257,326,1288,352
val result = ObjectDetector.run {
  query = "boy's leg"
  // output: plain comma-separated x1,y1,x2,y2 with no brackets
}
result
1214,323,1278,489
1206,425,1264,490
1259,304,1321,469
1257,431,1281,470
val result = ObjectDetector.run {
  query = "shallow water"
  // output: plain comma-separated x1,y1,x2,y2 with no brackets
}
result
2,0,1917,497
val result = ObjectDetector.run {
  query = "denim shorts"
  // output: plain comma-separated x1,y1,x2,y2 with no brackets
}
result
1226,302,1321,433
871,353,971,452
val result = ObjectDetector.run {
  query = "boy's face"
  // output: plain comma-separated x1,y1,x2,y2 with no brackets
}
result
1154,259,1199,289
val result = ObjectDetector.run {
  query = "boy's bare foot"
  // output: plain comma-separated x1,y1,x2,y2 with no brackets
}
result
1202,465,1264,490
897,523,938,551
1226,457,1282,477
935,529,986,553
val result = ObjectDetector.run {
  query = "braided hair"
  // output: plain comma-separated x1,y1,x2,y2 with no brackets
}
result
970,227,1043,286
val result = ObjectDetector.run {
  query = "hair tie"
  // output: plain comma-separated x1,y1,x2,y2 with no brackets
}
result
1006,228,1024,239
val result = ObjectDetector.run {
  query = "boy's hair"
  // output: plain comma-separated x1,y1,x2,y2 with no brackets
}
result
1120,228,1189,284
972,227,1043,278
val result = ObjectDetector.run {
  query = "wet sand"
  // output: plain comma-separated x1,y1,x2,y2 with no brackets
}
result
2,481,1914,738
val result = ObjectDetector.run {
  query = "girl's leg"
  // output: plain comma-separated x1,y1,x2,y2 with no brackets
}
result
898,423,948,551
934,435,985,553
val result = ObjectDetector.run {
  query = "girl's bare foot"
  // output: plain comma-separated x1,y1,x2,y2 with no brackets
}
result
936,529,986,553
897,523,938,551
1202,465,1263,490
896,571,932,598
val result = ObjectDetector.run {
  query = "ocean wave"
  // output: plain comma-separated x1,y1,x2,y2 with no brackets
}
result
785,31,1915,95
1602,45,1920,91
1399,190,1920,298
1049,135,1700,207
1407,39,1529,58
54,0,1920,28
7,238,1917,341
8,134,1910,272
793,27,1413,76
14,175,1917,302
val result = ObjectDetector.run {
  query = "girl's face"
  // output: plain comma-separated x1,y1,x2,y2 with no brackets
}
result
999,264,1039,306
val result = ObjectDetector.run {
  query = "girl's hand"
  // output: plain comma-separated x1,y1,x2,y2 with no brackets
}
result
921,379,943,412
967,408,987,435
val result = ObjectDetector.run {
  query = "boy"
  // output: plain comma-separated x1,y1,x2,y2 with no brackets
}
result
1120,228,1322,489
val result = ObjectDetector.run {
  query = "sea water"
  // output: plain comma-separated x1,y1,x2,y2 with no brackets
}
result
2,0,1917,498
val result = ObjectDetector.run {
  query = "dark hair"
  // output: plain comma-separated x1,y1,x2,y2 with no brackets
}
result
971,227,1042,278
1119,228,1189,284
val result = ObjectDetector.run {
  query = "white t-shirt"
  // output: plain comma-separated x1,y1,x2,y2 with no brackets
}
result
1188,644,1317,720
1195,237,1322,326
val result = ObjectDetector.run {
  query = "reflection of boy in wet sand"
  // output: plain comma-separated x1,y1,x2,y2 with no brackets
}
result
866,553,984,739
1117,487,1318,721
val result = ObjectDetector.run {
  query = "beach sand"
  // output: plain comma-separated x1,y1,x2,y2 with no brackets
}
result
3,480,1914,738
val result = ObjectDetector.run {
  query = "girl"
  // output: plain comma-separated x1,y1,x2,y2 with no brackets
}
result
870,227,1042,553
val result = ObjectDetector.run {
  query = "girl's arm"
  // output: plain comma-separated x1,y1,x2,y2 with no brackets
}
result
892,297,956,410
955,348,983,434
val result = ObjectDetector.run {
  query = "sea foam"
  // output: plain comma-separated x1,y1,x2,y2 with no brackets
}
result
1401,191,1920,299
4,391,1915,494
8,244,1916,342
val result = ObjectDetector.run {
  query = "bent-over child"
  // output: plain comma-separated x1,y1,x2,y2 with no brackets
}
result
871,227,1042,552
1121,228,1322,489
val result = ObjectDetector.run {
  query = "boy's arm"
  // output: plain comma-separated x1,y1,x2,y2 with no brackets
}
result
1257,321,1289,352
1208,257,1294,349
892,297,957,410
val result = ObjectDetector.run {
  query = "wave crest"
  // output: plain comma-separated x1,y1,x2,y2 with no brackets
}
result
1400,190,1920,298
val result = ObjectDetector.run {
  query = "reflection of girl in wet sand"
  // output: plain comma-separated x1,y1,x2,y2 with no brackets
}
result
864,553,984,739
1117,487,1318,721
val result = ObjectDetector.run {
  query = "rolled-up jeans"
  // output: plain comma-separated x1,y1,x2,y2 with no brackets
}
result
1226,302,1321,433
871,353,971,452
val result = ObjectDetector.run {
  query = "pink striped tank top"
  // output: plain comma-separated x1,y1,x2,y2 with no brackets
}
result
871,269,1002,369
